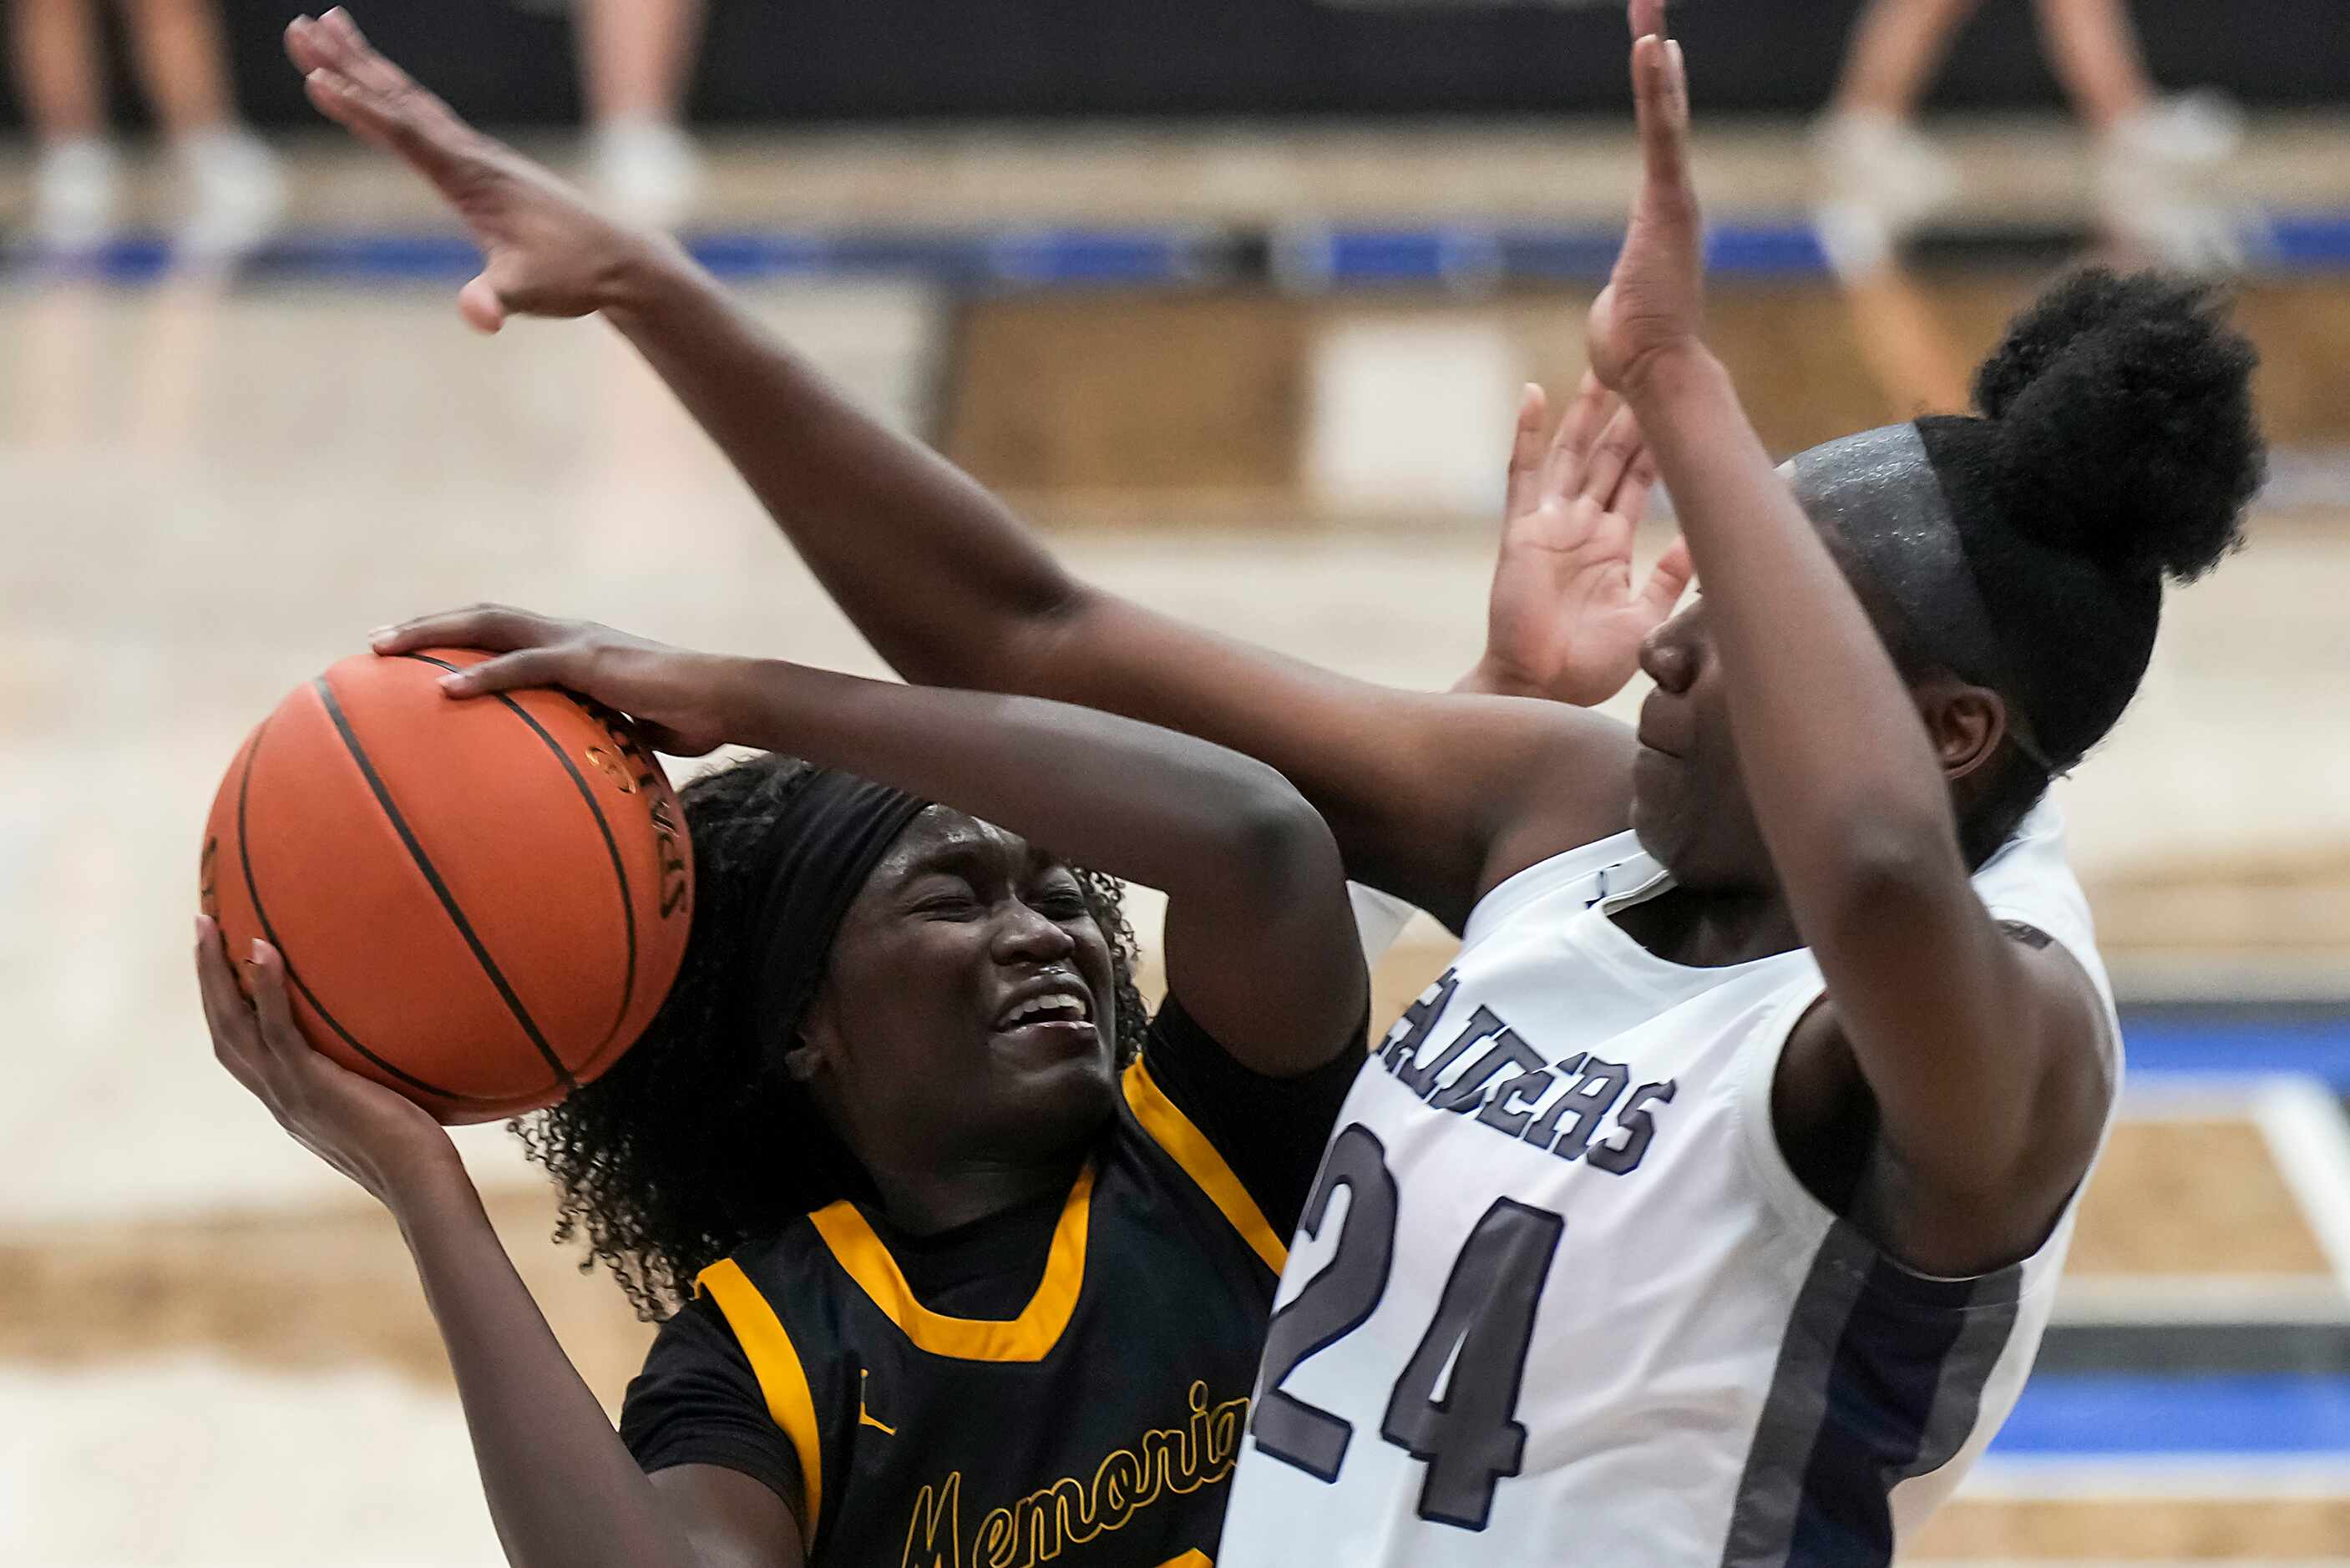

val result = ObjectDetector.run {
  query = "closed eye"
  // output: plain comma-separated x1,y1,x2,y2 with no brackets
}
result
1028,877,1092,919
904,875,985,919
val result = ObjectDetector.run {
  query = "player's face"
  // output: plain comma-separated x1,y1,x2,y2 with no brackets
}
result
803,807,1121,1173
1629,458,1888,888
1629,594,1772,888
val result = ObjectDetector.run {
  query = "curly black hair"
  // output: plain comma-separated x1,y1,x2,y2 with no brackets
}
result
1913,268,2266,860
511,751,1152,1319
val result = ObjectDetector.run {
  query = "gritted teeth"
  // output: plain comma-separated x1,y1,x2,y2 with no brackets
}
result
996,989,1092,1029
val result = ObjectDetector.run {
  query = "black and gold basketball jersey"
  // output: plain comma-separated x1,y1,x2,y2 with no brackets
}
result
622,1000,1359,1568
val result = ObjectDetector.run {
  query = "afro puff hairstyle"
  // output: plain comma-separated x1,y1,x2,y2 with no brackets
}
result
1914,268,2265,856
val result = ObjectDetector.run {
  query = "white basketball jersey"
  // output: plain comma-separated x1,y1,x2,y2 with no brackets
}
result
1220,802,2117,1567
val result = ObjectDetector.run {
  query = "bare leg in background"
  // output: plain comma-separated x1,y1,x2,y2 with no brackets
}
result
1829,0,1983,120
577,0,708,230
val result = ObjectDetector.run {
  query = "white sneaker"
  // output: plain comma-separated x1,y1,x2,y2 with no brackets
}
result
174,128,287,262
2097,93,2253,273
2106,90,2246,171
29,136,124,254
587,117,704,231
1813,111,1960,238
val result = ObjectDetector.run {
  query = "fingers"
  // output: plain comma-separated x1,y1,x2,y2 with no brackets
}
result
284,12,481,199
196,916,271,1097
1542,373,1617,498
289,12,423,103
1629,0,1668,43
369,604,552,658
458,273,508,336
244,939,312,1070
1632,31,1694,197
1578,403,1646,509
319,9,415,99
299,64,402,153
437,645,580,698
195,914,256,1042
1611,444,1659,529
1504,383,1548,524
1639,535,1696,622
284,15,332,74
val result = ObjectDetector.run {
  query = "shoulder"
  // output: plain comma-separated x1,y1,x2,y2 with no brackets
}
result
1780,921,2116,1275
621,1289,817,1532
1125,998,1363,1257
1465,701,1638,906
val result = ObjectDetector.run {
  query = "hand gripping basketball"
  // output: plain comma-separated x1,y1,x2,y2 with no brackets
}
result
372,605,744,759
285,8,680,333
195,916,460,1205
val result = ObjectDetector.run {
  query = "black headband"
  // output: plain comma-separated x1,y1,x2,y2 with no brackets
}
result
1793,425,2062,776
740,766,932,1059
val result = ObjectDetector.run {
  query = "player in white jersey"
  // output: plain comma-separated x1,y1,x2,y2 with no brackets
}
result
291,3,2266,1560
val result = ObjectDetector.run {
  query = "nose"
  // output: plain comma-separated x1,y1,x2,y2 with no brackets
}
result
991,896,1077,966
1639,620,1696,696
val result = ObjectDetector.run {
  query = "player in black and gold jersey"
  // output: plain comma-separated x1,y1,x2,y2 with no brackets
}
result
200,594,1369,1568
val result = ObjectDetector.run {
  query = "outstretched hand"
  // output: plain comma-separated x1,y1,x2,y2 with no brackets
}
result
1587,0,1706,396
286,8,676,331
371,606,746,757
1461,375,1692,705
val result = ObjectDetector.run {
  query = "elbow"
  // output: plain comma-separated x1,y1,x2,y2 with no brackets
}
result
1212,767,1347,903
991,574,1103,690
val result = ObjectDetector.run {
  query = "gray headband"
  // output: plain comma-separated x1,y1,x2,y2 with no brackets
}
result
1793,425,2060,775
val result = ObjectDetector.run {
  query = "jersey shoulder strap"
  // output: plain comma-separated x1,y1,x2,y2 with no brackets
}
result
1465,829,1650,946
1120,1056,1290,1276
695,1237,834,1540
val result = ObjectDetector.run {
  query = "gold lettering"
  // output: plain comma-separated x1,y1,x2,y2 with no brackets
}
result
975,1506,1021,1568
1010,1474,1098,1561
1091,1447,1145,1533
584,746,641,795
901,1471,963,1568
962,1383,1250,1564
1205,1394,1249,1475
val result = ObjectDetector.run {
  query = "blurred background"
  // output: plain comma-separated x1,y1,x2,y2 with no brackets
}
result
4,1,2349,1563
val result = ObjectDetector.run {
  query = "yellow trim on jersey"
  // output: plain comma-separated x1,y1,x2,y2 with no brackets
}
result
1122,1058,1289,1274
808,1165,1095,1363
694,1257,825,1535
1157,1553,1212,1567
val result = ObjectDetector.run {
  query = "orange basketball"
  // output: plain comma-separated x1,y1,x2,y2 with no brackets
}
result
200,648,695,1124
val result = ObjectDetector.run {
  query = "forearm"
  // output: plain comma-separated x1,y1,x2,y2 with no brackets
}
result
1624,351,1963,914
393,1168,703,1568
722,659,1338,903
590,253,1614,923
600,250,1081,692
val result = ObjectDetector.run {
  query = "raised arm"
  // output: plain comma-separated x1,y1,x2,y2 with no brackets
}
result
285,8,1627,928
1588,2,2109,1268
378,608,1369,1075
195,929,804,1568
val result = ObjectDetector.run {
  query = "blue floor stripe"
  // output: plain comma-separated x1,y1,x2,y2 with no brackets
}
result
2121,1013,2350,1088
9,214,2350,287
1994,1374,2350,1456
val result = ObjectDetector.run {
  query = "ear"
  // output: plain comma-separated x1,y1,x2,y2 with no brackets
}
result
1916,680,2007,782
786,987,844,1083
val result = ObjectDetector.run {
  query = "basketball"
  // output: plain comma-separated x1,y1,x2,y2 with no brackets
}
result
198,648,695,1123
